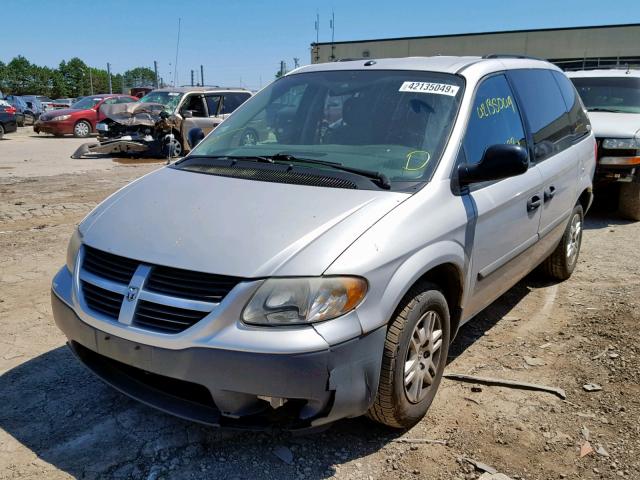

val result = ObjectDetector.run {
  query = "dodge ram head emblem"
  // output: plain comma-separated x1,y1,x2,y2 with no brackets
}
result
127,286,139,302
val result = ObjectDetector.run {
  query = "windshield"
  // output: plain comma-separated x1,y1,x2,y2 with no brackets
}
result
571,76,640,113
187,70,464,186
138,91,184,112
72,96,103,110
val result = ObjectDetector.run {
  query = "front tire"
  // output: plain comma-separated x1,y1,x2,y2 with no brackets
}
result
619,183,640,221
73,120,91,138
368,283,450,429
541,204,583,280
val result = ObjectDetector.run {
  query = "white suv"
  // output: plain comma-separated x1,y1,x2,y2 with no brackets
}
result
568,69,640,220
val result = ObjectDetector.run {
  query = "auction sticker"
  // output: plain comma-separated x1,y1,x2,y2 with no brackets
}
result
399,81,459,96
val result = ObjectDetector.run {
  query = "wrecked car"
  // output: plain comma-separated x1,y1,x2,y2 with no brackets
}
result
52,56,594,430
72,87,252,159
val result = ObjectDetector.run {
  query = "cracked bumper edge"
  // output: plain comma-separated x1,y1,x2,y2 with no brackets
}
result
51,290,385,430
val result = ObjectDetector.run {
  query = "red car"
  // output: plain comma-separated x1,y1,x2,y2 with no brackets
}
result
33,94,138,137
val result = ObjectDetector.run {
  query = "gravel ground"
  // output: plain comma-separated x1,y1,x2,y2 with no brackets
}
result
0,131,638,480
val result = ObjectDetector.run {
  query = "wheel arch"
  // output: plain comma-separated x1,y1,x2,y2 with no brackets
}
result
363,241,466,342
578,187,593,214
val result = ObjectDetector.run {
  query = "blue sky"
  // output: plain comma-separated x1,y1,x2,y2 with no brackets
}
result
1,0,638,90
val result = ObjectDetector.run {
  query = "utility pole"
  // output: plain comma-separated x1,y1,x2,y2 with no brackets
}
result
314,11,320,63
88,68,94,95
121,76,125,94
173,18,181,86
330,11,336,60
200,65,204,86
293,57,300,69
153,60,159,88
107,62,112,93
191,70,194,87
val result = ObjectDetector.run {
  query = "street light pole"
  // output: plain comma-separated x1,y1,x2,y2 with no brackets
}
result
107,62,112,94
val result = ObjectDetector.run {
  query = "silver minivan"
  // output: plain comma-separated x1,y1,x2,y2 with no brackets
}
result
52,56,595,430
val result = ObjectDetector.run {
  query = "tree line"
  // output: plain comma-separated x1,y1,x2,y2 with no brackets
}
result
0,56,158,98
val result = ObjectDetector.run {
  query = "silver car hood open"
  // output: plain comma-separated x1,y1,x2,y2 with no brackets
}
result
80,167,410,278
587,111,640,138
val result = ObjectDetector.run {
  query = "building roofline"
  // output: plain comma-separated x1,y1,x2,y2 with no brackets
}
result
311,23,640,47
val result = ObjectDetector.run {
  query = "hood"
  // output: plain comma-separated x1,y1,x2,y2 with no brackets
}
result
587,111,640,138
80,167,409,278
100,102,167,127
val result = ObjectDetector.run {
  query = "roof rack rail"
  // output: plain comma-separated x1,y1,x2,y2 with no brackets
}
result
483,54,545,61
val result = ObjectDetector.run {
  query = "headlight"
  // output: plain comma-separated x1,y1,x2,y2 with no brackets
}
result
51,114,71,122
602,137,640,150
242,276,368,326
66,228,82,273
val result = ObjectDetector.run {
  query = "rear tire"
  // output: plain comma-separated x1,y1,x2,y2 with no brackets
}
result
367,282,450,429
619,183,640,221
540,205,583,281
73,120,91,138
0,124,4,140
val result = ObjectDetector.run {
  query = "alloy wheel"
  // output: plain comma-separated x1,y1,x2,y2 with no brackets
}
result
404,310,443,403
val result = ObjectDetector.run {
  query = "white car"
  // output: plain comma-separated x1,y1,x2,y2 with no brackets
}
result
568,69,640,220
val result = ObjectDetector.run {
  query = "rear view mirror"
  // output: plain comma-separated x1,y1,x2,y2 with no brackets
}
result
458,144,528,185
187,127,205,149
182,110,193,118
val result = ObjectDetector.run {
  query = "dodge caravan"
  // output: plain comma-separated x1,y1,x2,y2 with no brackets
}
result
52,56,595,429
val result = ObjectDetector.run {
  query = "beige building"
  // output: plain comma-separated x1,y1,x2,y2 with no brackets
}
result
311,23,640,70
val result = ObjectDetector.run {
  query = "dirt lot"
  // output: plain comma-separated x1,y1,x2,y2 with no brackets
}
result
0,129,639,480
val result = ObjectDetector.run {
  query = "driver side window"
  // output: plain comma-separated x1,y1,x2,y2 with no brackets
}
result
464,74,527,165
181,95,206,118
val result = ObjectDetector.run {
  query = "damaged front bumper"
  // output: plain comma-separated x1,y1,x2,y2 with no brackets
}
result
51,267,384,430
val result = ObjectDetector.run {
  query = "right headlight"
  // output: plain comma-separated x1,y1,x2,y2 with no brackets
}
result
242,276,368,326
602,136,640,150
51,114,71,122
66,228,82,273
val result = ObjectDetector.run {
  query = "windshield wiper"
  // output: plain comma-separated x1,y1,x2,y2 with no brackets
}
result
184,154,274,163
587,107,627,113
268,153,391,190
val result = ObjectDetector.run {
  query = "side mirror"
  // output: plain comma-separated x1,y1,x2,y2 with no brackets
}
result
187,127,205,148
182,110,193,118
458,144,528,185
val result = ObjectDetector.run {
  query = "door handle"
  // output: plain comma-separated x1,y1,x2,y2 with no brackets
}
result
544,186,556,202
527,195,542,212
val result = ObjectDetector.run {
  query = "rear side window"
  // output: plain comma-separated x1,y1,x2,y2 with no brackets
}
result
463,74,527,165
221,93,251,114
552,71,590,140
508,69,573,162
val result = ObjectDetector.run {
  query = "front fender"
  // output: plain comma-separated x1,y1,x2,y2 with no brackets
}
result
329,240,466,335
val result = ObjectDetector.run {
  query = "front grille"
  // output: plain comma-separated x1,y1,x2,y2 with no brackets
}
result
80,246,241,334
146,266,240,303
133,300,209,333
179,164,359,189
82,281,123,319
83,246,138,284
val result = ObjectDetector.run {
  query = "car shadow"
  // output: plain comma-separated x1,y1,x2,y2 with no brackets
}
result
447,271,554,362
0,272,550,479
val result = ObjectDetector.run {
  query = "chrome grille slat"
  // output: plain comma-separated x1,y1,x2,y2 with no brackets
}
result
80,246,238,334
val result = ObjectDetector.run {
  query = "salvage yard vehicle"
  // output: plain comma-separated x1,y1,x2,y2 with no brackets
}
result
34,94,138,137
0,100,18,139
568,69,640,220
72,86,252,158
4,95,34,126
52,56,595,430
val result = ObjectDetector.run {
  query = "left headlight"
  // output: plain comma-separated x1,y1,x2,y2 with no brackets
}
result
66,228,82,273
242,276,368,326
51,114,71,122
